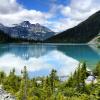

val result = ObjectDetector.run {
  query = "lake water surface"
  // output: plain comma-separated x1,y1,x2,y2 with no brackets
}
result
0,44,99,77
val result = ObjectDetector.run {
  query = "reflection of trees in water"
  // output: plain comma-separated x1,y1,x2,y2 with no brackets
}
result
57,45,100,68
0,44,99,68
0,44,57,60
57,45,100,60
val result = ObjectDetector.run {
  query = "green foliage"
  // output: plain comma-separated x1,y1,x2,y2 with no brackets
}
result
0,62,100,100
94,62,100,78
66,62,87,93
0,71,6,84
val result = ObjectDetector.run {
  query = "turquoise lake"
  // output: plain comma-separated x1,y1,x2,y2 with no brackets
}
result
0,44,99,77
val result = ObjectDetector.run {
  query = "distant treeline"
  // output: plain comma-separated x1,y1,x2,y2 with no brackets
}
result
0,30,40,43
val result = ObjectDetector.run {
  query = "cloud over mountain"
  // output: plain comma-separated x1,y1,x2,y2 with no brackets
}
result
0,0,52,27
0,0,100,32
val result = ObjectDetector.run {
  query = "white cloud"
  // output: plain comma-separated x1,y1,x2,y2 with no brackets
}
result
60,6,71,16
0,53,53,75
0,0,100,32
46,50,79,76
0,9,51,26
50,18,80,32
71,0,92,12
0,50,79,76
0,0,52,27
0,0,22,14
59,0,100,31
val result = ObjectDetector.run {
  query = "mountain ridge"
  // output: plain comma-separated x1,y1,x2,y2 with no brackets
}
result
0,11,100,43
0,21,55,41
45,11,100,43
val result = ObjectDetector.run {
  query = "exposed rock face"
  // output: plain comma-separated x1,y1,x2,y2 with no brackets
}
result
0,21,55,41
88,36,100,44
0,85,16,100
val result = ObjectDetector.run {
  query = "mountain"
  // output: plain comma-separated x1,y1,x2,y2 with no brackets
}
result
0,21,55,41
45,11,100,43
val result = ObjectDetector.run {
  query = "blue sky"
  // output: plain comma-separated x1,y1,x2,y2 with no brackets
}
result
17,0,70,12
0,0,100,32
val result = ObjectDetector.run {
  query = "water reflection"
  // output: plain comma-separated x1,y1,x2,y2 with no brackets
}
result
57,45,100,68
0,44,57,59
0,44,99,77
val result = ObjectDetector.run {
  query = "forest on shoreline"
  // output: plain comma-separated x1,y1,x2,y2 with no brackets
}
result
0,62,100,100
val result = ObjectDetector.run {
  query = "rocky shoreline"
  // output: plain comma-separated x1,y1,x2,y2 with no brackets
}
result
0,85,15,100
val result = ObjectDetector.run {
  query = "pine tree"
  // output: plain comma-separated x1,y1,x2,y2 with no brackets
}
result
94,61,100,78
49,69,58,93
0,71,6,84
80,62,87,92
21,66,28,100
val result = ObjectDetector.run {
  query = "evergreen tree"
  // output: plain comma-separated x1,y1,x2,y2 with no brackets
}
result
94,61,100,78
0,61,99,99
49,69,59,93
21,66,28,100
80,62,87,92
3,68,20,94
0,71,6,84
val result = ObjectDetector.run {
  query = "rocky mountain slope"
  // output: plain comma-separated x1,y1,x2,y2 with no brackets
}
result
0,21,55,41
88,35,100,44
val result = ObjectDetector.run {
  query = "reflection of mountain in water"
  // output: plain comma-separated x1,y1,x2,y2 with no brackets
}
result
0,44,57,60
57,45,100,68
0,44,99,68
89,45,100,56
